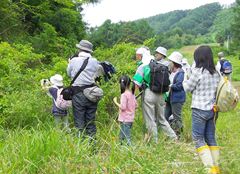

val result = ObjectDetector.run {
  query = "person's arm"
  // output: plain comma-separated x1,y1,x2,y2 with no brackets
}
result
216,61,221,73
183,69,200,93
94,62,105,80
113,97,121,108
67,60,72,77
133,65,144,87
40,79,51,91
113,94,127,111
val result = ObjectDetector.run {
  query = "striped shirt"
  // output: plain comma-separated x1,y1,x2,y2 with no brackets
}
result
183,68,220,110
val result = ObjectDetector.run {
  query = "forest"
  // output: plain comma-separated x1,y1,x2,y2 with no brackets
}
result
0,0,240,173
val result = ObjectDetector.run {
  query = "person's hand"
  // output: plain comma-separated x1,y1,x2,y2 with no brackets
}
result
40,79,45,87
113,97,118,105
40,79,50,90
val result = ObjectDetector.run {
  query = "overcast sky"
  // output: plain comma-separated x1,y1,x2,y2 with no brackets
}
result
82,0,235,27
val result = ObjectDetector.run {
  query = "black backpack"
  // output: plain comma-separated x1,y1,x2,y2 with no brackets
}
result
149,60,170,93
100,61,116,81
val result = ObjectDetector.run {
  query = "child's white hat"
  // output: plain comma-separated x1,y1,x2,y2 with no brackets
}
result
50,74,63,86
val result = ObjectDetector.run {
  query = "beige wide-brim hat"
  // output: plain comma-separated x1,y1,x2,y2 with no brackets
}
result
155,46,167,57
168,51,183,65
76,40,93,53
50,74,63,86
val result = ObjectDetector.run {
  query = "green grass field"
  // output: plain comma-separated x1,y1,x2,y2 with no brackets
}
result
0,44,239,174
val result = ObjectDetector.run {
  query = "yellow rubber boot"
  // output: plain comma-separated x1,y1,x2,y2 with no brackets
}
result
197,145,217,174
210,146,220,174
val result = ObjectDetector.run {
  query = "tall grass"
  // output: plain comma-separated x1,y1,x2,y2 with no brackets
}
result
0,101,239,173
0,43,239,173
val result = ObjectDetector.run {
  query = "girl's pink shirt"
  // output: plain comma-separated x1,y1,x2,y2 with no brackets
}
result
118,90,137,123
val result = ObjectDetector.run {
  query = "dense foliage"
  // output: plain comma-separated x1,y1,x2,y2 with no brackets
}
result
0,0,99,57
87,19,154,48
231,0,240,54
210,7,234,46
147,3,221,35
0,1,240,173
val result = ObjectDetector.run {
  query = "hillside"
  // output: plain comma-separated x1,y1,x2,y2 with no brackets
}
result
87,2,234,49
145,3,223,35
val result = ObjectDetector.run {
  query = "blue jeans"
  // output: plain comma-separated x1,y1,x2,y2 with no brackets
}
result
119,122,132,145
192,108,217,148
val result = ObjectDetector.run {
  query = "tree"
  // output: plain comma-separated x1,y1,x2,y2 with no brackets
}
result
0,0,100,56
231,0,240,52
88,20,154,48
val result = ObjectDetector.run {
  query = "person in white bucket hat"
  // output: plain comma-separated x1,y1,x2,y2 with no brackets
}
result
40,74,70,131
165,51,186,137
155,46,169,67
50,74,64,87
133,46,177,143
168,51,183,66
135,47,154,66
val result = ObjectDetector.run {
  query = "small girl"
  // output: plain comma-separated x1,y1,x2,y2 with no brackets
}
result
41,74,70,132
113,75,137,145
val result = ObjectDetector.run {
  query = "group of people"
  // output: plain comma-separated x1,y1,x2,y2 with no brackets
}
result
41,40,104,140
116,45,225,174
41,39,231,174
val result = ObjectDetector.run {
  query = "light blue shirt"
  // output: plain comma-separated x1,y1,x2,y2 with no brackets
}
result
67,52,102,87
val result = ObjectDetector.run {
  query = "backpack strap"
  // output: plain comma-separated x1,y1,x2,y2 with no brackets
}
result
70,57,90,85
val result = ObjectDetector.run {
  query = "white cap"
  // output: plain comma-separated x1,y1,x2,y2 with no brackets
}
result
50,74,63,86
155,47,167,57
168,51,183,65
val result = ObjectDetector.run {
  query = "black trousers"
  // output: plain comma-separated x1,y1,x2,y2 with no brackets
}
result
72,92,98,137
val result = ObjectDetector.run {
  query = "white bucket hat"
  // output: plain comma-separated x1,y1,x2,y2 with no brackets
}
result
168,51,183,65
136,47,148,55
50,74,63,86
76,40,93,53
155,47,167,57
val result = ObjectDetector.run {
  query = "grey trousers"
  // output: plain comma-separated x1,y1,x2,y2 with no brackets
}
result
54,115,69,130
142,88,177,142
165,102,184,135
72,92,97,137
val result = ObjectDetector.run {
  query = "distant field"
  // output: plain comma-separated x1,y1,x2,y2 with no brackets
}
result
179,44,240,81
179,43,220,58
